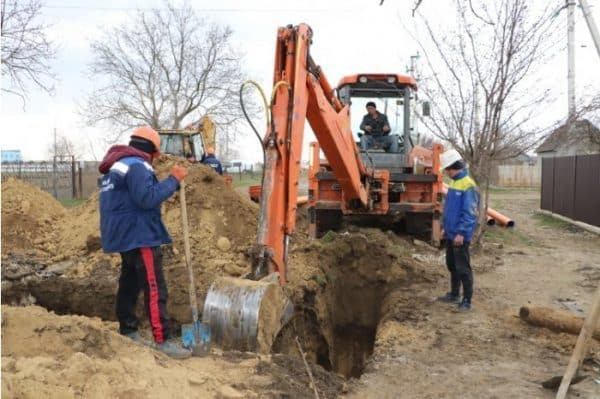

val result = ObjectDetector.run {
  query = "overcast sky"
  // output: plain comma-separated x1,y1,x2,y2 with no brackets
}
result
1,0,599,162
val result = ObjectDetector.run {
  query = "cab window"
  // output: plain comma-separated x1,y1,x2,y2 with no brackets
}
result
159,134,185,156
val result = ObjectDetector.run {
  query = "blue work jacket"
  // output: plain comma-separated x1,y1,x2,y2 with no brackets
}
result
443,170,479,242
99,148,179,253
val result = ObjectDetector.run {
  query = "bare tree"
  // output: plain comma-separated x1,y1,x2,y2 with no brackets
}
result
82,1,250,143
1,0,56,101
47,134,82,161
217,130,240,163
404,0,562,239
575,93,600,125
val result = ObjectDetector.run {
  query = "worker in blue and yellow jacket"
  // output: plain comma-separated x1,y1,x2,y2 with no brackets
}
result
438,149,479,311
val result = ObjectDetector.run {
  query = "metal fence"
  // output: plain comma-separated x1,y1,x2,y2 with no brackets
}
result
541,154,600,227
1,160,101,201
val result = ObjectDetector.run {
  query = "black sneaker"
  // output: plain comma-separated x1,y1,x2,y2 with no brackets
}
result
458,298,472,312
437,292,460,303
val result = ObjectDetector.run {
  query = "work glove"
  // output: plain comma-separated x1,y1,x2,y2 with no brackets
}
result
170,165,188,182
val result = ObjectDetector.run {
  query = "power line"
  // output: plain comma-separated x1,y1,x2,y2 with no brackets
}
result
42,4,349,13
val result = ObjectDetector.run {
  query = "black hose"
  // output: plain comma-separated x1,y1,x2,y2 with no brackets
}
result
239,82,268,187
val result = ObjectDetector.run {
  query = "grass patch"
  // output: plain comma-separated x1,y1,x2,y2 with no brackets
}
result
489,199,504,209
532,213,571,229
60,198,87,208
487,186,540,194
231,174,262,188
484,226,536,247
487,186,512,194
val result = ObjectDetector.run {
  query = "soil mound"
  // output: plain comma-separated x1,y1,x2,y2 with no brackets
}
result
50,155,258,276
1,178,66,256
2,155,260,324
1,305,343,399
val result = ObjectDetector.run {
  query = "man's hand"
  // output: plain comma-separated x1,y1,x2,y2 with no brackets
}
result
171,165,188,182
383,125,390,133
453,234,464,247
364,125,373,133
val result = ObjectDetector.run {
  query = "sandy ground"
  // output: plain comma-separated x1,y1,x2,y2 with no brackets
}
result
343,189,600,398
3,179,600,398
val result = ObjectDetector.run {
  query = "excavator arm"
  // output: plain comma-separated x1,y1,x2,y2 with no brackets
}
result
254,24,370,284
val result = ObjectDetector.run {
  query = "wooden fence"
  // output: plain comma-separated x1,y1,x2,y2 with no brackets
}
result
495,164,541,187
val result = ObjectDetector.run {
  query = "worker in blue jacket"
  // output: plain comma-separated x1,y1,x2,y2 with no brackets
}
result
98,126,191,358
438,149,479,311
201,147,223,175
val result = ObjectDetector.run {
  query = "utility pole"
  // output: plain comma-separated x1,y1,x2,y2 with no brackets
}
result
567,0,576,119
407,53,421,144
52,127,58,199
578,0,600,60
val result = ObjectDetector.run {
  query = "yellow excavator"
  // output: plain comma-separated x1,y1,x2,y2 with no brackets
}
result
157,116,216,162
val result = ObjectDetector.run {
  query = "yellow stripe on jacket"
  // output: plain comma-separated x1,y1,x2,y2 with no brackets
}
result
449,175,477,191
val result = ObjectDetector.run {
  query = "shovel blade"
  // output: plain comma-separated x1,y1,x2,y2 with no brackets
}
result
181,320,211,356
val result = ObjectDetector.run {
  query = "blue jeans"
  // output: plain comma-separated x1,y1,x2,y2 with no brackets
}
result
360,134,399,153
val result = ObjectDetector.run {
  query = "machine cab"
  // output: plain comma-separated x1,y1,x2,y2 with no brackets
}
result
337,74,417,172
158,130,206,163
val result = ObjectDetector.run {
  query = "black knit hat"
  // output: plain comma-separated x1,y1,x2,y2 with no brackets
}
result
446,160,465,170
129,136,156,154
366,101,376,108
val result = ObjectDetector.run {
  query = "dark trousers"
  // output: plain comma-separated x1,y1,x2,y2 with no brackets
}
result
116,247,170,343
445,240,474,302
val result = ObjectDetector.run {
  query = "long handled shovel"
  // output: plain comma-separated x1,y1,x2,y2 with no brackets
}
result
179,179,210,355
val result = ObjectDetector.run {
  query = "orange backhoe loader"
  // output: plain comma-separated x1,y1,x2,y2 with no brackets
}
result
202,23,444,352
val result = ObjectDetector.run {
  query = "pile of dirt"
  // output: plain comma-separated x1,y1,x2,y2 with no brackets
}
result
3,156,260,324
50,155,258,276
1,305,344,399
1,178,66,256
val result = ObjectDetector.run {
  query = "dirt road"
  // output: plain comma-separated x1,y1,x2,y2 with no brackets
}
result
344,189,600,398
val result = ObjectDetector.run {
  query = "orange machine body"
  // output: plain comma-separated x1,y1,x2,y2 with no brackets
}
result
254,24,444,285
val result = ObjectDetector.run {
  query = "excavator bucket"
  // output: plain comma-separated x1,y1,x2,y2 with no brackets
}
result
202,277,294,353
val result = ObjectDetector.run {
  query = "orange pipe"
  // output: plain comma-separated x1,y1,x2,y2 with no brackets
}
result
486,216,496,226
487,207,514,227
249,185,308,206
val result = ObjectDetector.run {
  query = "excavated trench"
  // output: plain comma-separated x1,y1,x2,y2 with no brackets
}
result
270,225,435,380
274,257,406,379
3,221,431,381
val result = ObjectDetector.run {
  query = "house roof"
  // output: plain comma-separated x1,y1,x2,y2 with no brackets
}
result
536,119,600,153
